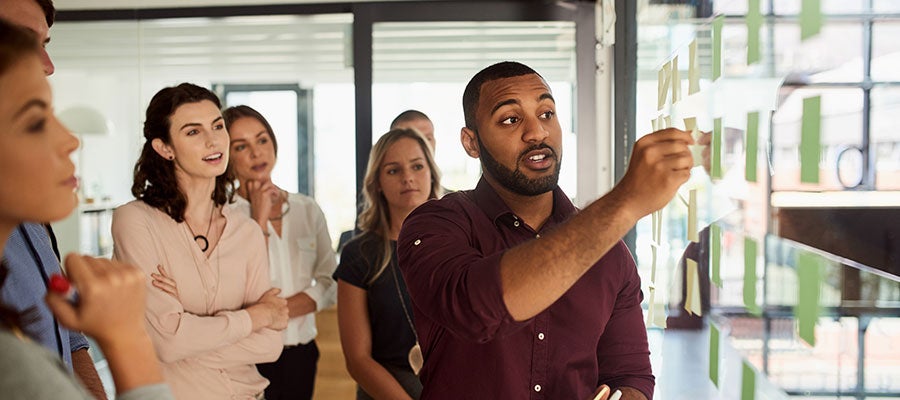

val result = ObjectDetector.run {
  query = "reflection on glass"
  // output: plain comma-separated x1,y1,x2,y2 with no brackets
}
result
871,23,900,82
772,88,863,191
868,87,900,190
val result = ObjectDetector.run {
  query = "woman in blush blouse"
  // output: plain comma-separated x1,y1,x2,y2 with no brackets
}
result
220,105,337,400
111,83,288,400
333,128,442,400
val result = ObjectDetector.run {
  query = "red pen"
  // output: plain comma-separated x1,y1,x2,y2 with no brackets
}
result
48,274,79,304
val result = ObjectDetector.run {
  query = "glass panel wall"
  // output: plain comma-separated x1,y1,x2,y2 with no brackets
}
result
49,14,356,247
371,21,577,194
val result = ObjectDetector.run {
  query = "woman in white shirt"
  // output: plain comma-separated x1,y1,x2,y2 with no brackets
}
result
221,105,338,400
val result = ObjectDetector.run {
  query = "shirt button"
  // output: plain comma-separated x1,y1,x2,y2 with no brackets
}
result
534,384,542,392
536,233,541,238
513,221,520,227
414,239,421,245
538,332,545,340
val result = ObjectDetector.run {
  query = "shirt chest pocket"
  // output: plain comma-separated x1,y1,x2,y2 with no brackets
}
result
293,235,319,271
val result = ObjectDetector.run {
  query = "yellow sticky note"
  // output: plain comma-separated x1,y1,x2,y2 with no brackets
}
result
686,259,702,316
653,301,668,328
688,189,698,242
664,116,672,129
688,39,700,95
658,61,671,110
671,55,681,103
646,286,656,325
684,117,702,166
651,118,659,132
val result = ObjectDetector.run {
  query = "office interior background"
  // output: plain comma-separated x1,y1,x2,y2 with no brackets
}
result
46,0,898,398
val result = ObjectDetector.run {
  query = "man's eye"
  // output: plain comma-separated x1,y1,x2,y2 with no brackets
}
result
541,111,555,119
501,116,519,125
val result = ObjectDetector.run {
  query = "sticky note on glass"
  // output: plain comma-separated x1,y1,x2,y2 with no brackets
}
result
653,300,667,328
658,61,671,110
746,111,759,182
746,0,762,64
742,361,756,400
711,118,723,179
689,39,700,95
797,251,822,346
685,117,703,167
712,15,724,81
801,96,821,184
646,286,658,327
709,323,720,387
744,236,761,316
800,0,822,40
671,55,681,102
688,189,698,242
710,224,722,288
686,259,702,316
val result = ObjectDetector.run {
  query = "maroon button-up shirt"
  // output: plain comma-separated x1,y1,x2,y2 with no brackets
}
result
398,178,654,400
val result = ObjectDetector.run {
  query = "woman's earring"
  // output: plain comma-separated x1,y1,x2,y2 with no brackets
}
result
168,155,174,160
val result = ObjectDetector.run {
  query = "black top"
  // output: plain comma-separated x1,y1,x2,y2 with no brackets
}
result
333,232,417,370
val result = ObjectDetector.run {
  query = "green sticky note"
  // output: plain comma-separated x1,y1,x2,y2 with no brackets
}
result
800,0,822,40
746,111,759,182
746,0,762,64
742,361,756,400
709,323,720,387
744,237,760,316
712,15,724,80
712,118,723,179
710,224,722,288
797,251,822,346
801,96,821,184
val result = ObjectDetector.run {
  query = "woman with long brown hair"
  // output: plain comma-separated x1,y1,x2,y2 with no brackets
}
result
0,19,172,399
112,83,287,400
333,128,441,400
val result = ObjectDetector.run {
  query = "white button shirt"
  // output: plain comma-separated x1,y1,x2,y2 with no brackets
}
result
232,193,338,346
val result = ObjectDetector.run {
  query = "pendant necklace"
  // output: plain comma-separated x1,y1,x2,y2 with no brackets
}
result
187,204,216,252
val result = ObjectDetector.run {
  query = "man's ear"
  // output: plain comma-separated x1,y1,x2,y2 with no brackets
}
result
151,138,174,160
460,127,480,159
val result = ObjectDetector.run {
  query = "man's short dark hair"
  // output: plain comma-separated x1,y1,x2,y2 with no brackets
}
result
35,0,56,27
390,109,430,129
462,61,540,130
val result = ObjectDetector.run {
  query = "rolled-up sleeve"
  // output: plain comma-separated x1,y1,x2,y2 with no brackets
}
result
398,201,526,343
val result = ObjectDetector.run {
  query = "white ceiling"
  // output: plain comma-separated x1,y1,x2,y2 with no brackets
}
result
56,0,434,11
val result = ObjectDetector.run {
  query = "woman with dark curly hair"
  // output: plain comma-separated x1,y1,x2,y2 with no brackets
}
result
112,82,288,400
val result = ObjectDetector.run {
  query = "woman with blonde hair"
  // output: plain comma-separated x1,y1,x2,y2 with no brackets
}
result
333,128,441,400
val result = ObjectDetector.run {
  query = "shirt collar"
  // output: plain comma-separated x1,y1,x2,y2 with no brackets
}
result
471,176,577,228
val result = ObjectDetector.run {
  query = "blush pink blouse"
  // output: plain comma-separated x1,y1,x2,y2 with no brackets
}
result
112,200,282,400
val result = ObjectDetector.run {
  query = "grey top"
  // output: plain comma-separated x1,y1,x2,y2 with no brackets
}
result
0,329,174,400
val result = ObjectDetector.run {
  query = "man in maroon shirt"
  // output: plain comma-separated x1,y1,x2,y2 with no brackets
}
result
398,61,694,400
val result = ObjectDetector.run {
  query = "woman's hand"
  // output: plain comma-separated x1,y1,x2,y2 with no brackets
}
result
245,180,280,227
46,254,148,346
247,288,289,331
150,264,178,300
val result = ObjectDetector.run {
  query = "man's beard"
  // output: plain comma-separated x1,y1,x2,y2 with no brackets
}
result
477,133,561,196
